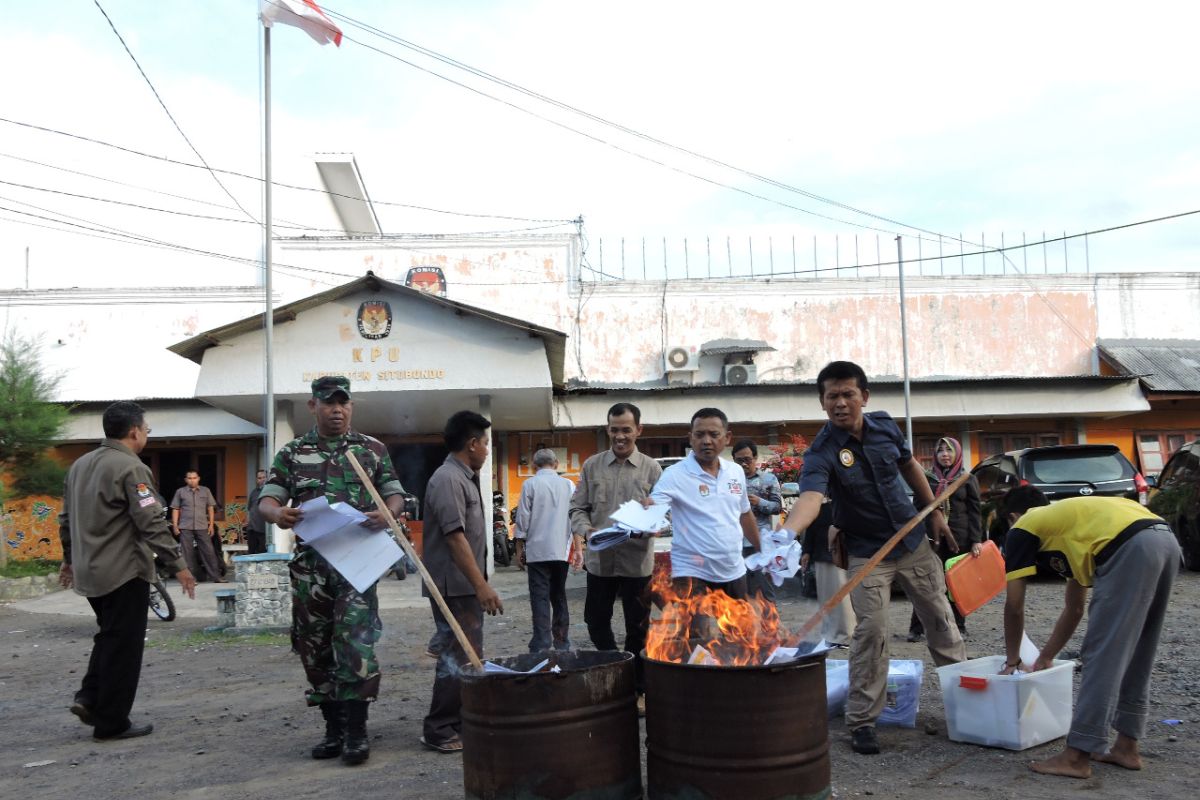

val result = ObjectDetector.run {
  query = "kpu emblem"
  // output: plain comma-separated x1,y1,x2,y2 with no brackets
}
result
839,449,855,467
698,484,710,497
357,300,392,340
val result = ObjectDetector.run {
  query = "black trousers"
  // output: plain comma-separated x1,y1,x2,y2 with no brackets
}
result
423,595,483,745
245,528,267,555
584,572,650,691
77,578,150,737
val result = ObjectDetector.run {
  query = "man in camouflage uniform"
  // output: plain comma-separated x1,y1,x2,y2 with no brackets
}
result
258,376,405,766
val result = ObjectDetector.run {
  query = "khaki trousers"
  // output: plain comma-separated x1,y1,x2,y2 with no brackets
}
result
845,541,965,729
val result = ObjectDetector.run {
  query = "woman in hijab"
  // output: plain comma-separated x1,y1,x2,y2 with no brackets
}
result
907,436,983,641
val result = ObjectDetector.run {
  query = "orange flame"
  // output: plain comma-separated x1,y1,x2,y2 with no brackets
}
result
645,564,790,666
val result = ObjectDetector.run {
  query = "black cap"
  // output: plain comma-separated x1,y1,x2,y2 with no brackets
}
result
311,375,352,401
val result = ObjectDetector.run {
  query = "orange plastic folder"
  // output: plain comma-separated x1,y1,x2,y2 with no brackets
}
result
944,540,1006,616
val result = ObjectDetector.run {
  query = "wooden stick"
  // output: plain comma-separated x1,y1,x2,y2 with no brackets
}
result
345,451,485,671
786,470,972,647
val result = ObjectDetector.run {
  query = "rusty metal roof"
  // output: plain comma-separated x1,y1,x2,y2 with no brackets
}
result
1097,339,1200,392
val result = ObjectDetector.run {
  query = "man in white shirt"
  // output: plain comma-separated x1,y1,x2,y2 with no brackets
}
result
648,408,761,599
514,449,577,652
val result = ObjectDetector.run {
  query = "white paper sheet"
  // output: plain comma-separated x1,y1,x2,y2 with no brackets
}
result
607,500,672,533
293,497,368,543
483,658,553,674
744,539,802,586
295,498,401,593
764,639,832,665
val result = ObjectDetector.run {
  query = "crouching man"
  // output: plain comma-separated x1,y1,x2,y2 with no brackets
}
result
1000,486,1182,779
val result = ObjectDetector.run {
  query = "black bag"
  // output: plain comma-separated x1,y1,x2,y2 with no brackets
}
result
799,565,818,599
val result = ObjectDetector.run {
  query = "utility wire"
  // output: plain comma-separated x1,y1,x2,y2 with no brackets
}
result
92,0,260,224
319,2,945,240
0,117,574,224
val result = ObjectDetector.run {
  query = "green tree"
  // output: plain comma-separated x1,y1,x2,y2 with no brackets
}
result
0,332,69,498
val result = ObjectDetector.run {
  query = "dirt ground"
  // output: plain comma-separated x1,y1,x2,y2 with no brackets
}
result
1,566,1197,800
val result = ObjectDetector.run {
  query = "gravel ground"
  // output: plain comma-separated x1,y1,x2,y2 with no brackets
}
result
1,566,1197,800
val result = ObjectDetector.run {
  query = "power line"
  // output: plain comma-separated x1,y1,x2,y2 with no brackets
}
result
92,0,260,225
320,2,945,240
308,23,917,241
0,117,574,224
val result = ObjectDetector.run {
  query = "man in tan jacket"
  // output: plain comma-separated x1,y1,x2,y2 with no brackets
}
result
58,401,196,741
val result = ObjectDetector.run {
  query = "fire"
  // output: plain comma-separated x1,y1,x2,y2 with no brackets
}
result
645,565,790,666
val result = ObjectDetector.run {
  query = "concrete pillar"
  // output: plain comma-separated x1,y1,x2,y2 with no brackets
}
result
271,399,296,555
958,421,973,467
479,394,494,575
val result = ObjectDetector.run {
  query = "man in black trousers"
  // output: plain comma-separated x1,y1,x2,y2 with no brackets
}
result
58,401,196,740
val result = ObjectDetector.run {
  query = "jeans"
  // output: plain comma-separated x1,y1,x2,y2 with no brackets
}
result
527,560,571,652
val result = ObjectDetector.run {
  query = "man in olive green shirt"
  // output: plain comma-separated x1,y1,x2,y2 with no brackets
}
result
569,402,662,694
58,401,196,741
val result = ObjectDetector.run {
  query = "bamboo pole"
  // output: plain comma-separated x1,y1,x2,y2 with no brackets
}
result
787,470,972,647
344,451,484,671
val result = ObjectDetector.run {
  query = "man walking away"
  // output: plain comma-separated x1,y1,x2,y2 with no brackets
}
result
58,401,197,741
515,448,577,652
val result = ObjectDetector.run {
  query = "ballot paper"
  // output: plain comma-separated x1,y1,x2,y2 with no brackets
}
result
607,500,672,534
294,497,402,593
1011,631,1042,675
744,539,802,587
687,645,716,665
483,658,557,674
763,639,833,665
588,526,650,551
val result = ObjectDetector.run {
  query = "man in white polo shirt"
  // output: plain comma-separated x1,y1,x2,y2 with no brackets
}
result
648,407,761,599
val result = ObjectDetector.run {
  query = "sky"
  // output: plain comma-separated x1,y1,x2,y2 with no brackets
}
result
1,0,1198,291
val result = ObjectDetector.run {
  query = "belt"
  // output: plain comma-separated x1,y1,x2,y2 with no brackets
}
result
1094,520,1158,567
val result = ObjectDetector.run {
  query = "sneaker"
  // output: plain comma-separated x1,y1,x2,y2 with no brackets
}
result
850,726,880,755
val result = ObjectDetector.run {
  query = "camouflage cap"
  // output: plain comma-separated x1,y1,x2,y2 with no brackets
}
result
311,375,352,401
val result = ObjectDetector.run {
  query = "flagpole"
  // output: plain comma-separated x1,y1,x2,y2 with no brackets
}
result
263,23,277,551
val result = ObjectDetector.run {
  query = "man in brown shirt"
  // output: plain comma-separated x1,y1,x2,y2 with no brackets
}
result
170,470,225,583
420,410,503,753
58,401,197,741
569,402,662,696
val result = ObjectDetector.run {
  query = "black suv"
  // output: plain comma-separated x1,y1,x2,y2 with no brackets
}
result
1148,440,1200,571
974,444,1148,546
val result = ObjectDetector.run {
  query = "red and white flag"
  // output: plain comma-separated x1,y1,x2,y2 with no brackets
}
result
259,0,343,47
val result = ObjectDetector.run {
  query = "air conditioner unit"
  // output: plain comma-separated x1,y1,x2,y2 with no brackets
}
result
663,344,699,373
723,363,757,386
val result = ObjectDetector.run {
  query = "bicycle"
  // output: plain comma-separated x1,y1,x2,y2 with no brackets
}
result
148,556,177,622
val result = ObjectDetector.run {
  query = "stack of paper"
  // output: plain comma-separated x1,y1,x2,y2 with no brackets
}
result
588,500,672,551
293,497,402,594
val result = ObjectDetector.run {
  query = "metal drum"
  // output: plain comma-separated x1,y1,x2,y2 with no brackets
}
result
644,652,831,800
460,650,642,800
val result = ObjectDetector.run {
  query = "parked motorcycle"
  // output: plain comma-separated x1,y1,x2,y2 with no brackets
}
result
492,491,514,567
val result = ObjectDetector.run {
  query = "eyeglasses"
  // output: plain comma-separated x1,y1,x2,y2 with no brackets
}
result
733,456,756,464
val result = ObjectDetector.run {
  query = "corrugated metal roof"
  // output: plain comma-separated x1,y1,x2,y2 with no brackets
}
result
168,272,569,388
1097,339,1200,392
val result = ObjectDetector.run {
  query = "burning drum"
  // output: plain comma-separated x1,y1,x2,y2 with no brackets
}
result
460,650,641,800
644,653,831,800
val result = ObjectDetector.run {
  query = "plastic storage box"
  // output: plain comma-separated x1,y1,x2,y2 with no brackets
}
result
826,659,849,719
936,655,1074,750
877,659,923,728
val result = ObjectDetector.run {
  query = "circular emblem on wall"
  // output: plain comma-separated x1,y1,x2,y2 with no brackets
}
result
357,300,392,340
839,449,855,467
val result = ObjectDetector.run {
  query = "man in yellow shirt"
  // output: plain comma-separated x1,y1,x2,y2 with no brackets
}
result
1000,487,1181,779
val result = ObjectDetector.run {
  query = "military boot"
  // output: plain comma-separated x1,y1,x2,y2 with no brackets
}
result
341,700,370,765
311,701,345,759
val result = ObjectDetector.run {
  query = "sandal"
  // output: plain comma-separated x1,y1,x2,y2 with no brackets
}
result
420,736,464,753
